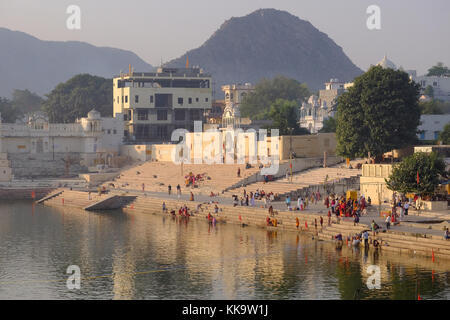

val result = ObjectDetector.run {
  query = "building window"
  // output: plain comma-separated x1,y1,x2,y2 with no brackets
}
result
196,97,199,102
155,94,172,108
434,131,440,139
117,96,119,103
178,97,184,105
150,95,154,103
175,109,185,121
205,97,209,102
419,132,425,140
433,81,438,86
125,96,128,103
190,109,201,121
157,110,168,121
113,129,117,134
137,109,148,120
135,95,139,103
122,96,124,103
188,97,192,104
107,129,111,134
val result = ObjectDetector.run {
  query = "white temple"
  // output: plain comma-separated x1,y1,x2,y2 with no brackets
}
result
299,95,333,133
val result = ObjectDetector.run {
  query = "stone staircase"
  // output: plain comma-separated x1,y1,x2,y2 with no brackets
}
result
317,217,450,260
41,189,113,209
123,195,330,232
371,230,450,260
224,166,361,199
104,161,262,195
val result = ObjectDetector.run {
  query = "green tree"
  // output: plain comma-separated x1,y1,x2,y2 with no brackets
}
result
240,76,310,120
11,89,44,114
336,66,421,160
419,99,450,114
266,99,308,135
385,152,446,196
423,85,434,98
0,97,20,123
439,122,450,144
419,100,443,114
319,116,337,133
426,62,450,77
42,74,112,123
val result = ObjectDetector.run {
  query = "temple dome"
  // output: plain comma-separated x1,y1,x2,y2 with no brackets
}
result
87,109,101,120
377,55,397,70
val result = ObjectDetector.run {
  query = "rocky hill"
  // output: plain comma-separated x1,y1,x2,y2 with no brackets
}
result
166,8,363,96
0,27,153,97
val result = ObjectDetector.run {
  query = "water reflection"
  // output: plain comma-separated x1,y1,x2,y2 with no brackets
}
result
0,200,448,300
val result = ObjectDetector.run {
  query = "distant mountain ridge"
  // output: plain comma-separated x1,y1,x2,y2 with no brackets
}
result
0,27,153,98
166,8,363,96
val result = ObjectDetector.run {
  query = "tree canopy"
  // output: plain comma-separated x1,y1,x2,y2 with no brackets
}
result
336,66,421,159
385,152,447,196
11,89,44,114
265,99,309,135
426,62,450,77
439,122,450,144
319,116,337,133
0,97,20,123
42,74,112,123
240,76,310,120
419,99,450,114
423,85,434,98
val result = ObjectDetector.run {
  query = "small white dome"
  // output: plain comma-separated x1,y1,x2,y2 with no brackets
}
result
87,109,101,120
377,55,397,70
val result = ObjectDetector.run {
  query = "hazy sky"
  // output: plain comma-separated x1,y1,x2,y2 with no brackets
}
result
1,0,449,75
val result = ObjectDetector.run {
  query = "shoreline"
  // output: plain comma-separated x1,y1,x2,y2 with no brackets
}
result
37,188,450,262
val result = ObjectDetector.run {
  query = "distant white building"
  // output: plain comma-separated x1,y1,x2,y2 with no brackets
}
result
299,78,351,133
299,95,331,133
376,55,450,101
221,83,254,128
413,75,450,101
418,114,450,141
0,110,124,180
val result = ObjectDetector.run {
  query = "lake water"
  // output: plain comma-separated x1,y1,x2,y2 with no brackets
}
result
0,200,449,300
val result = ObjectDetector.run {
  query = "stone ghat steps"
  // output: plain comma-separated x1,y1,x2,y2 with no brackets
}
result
108,162,262,195
317,223,450,259
372,239,450,260
124,197,329,232
372,232,450,255
224,167,361,199
42,190,108,209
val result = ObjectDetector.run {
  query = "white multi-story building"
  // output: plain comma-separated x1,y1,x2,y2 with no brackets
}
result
221,83,254,128
417,114,450,141
299,96,331,133
413,75,450,101
299,79,351,133
376,55,450,101
113,67,212,142
0,110,123,180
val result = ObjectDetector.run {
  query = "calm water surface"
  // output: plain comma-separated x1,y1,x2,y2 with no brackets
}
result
0,200,449,300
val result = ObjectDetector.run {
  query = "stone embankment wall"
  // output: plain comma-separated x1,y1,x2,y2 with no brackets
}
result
8,153,87,178
0,188,54,200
